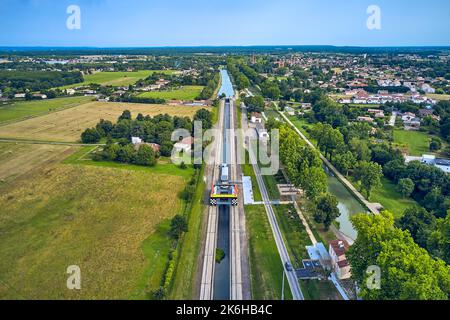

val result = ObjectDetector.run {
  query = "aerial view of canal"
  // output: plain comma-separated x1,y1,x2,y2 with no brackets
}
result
218,69,234,98
325,168,368,241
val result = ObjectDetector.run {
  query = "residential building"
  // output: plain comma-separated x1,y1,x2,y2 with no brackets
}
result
250,112,263,123
174,136,194,153
421,155,450,174
329,240,351,280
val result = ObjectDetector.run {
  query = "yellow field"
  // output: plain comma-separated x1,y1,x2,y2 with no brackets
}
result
0,164,185,299
0,101,208,142
427,93,450,101
0,142,76,185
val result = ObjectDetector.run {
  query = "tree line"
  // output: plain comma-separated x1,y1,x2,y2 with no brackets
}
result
81,109,213,167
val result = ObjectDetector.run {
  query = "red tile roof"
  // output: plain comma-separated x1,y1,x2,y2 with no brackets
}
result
330,239,350,257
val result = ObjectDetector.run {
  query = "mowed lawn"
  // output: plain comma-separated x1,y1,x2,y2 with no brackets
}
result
0,163,186,299
0,96,93,124
0,142,75,185
138,86,204,101
0,101,208,142
393,129,431,156
246,205,292,300
370,177,419,218
61,70,177,88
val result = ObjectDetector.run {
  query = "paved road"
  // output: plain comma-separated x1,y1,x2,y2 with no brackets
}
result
242,103,304,300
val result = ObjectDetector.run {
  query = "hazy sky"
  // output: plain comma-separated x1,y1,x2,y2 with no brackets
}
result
1,0,449,47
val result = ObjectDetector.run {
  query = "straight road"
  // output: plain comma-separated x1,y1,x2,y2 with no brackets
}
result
242,102,304,300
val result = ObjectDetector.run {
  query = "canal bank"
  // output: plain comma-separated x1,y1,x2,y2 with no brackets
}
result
279,112,376,242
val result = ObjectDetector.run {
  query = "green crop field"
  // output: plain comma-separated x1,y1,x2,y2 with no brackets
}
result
0,159,188,299
0,96,93,124
61,70,177,88
138,86,204,101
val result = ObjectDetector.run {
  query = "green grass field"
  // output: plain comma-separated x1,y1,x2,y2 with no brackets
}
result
370,177,419,218
273,205,311,268
393,129,431,156
169,166,206,299
0,141,194,299
0,96,93,124
138,86,204,101
246,205,292,300
61,70,176,88
63,146,194,179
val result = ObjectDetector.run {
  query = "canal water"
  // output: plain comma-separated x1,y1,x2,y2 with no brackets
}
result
213,70,234,300
325,168,367,241
218,69,234,98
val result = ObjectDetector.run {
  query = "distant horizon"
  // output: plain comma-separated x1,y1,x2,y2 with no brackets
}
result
2,45,450,49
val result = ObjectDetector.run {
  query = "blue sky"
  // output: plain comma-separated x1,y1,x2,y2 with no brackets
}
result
1,0,449,47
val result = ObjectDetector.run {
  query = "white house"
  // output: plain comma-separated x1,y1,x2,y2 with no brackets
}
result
422,155,450,174
66,88,76,95
131,137,143,145
421,83,435,94
174,136,194,153
250,112,263,124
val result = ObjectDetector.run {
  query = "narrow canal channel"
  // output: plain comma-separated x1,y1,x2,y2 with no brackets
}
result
213,69,234,300
325,168,368,242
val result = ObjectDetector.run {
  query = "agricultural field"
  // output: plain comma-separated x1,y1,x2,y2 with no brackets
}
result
0,101,207,142
0,142,76,185
0,162,186,299
138,85,204,101
426,93,450,101
61,70,177,88
0,96,93,124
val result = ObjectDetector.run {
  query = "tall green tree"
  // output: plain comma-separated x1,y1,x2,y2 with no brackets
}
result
313,193,340,230
397,178,415,198
348,211,450,300
355,161,383,198
333,151,356,176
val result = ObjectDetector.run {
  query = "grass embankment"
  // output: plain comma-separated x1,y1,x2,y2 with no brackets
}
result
369,177,419,218
138,86,204,101
272,205,311,268
246,205,292,300
0,96,93,124
169,165,206,299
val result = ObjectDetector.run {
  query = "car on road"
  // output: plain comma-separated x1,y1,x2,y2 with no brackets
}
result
285,262,293,272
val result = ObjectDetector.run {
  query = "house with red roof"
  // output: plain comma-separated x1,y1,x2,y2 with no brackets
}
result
329,240,351,280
